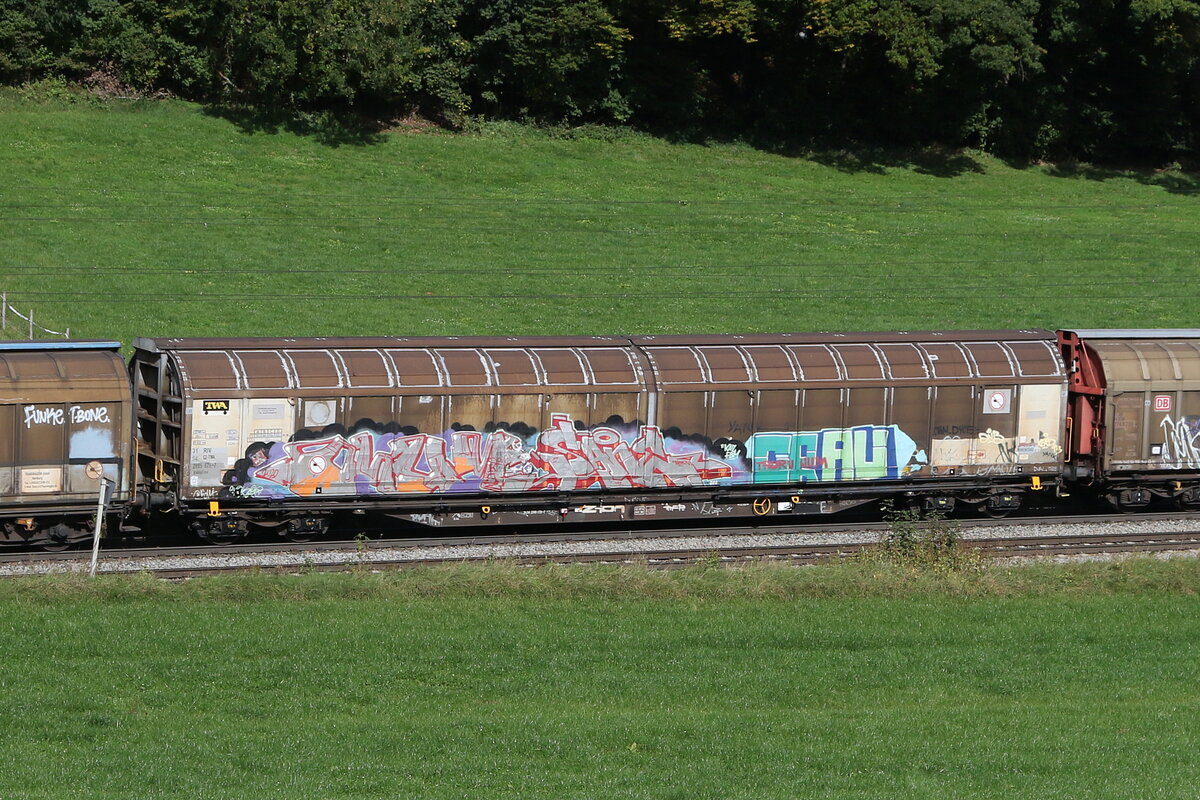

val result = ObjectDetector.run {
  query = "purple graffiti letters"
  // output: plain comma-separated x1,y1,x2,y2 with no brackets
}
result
240,413,737,498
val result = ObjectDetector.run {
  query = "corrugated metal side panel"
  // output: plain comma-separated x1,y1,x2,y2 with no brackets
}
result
1081,336,1200,472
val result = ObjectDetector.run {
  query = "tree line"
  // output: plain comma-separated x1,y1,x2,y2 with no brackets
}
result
2,0,1197,162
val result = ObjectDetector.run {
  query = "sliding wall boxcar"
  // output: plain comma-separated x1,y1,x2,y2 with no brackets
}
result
0,341,132,545
130,332,1068,528
1063,330,1200,482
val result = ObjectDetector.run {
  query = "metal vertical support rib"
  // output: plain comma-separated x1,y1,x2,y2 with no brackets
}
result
159,352,171,484
158,353,168,484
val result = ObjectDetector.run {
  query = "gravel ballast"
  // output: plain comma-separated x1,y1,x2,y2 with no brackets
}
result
3,517,1199,577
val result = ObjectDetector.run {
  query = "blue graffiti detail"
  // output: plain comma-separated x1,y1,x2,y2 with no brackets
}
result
747,425,925,484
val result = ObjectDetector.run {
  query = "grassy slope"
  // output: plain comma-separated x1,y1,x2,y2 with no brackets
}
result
1,99,1198,342
1,563,1199,799
4,100,1200,799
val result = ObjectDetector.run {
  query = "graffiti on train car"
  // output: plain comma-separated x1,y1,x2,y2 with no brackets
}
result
746,425,926,483
1159,414,1200,468
217,414,949,498
222,414,738,498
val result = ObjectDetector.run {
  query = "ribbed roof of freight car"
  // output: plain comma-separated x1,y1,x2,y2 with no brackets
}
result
1066,329,1200,340
631,330,1063,389
628,330,1055,345
1072,332,1200,389
0,340,122,351
0,341,127,396
137,331,1065,395
133,335,632,351
134,330,1055,352
134,335,648,392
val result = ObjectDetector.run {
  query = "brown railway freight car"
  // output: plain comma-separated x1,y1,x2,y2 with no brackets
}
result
131,332,1067,540
1061,329,1200,510
0,341,134,547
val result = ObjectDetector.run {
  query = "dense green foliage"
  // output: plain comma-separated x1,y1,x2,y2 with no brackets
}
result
1,561,1199,798
1,0,1197,161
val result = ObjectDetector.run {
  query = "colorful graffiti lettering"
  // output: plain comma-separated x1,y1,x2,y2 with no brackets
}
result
229,414,738,499
746,425,925,484
219,418,953,499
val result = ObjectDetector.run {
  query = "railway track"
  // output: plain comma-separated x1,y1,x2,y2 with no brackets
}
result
4,514,1199,579
1,509,1195,558
84,530,1200,579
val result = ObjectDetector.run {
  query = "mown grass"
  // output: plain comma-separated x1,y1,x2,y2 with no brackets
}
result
4,96,1200,798
1,96,1198,342
0,561,1198,799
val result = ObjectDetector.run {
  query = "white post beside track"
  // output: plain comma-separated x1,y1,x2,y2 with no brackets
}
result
89,478,113,577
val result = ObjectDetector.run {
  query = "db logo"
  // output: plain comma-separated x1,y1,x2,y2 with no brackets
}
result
1154,395,1173,412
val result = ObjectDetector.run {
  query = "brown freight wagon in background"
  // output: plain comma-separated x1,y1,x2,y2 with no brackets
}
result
1061,329,1200,510
131,331,1069,540
0,341,133,547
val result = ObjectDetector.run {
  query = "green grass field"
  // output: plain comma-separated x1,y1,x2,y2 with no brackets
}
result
2,96,1199,342
2,562,1199,799
4,96,1200,798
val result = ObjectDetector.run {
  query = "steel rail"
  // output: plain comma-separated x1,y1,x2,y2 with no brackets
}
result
8,529,1199,580
3,510,1197,564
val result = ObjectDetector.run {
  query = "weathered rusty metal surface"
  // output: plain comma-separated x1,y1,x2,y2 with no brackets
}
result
134,335,633,352
637,334,1064,390
628,330,1054,345
0,341,132,510
1068,331,1200,473
139,331,1064,394
135,338,647,394
1086,339,1200,390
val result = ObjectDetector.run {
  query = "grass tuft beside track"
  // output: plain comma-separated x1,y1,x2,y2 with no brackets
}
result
5,556,1200,602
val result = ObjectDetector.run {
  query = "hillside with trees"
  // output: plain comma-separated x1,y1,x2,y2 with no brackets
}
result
2,0,1197,163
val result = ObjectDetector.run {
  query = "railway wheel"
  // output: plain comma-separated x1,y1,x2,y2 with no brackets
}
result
1173,487,1200,511
193,517,247,545
1108,487,1151,513
284,516,329,543
981,492,1021,519
41,522,84,551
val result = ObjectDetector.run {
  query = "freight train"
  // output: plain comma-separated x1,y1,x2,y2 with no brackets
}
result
2,329,1197,548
